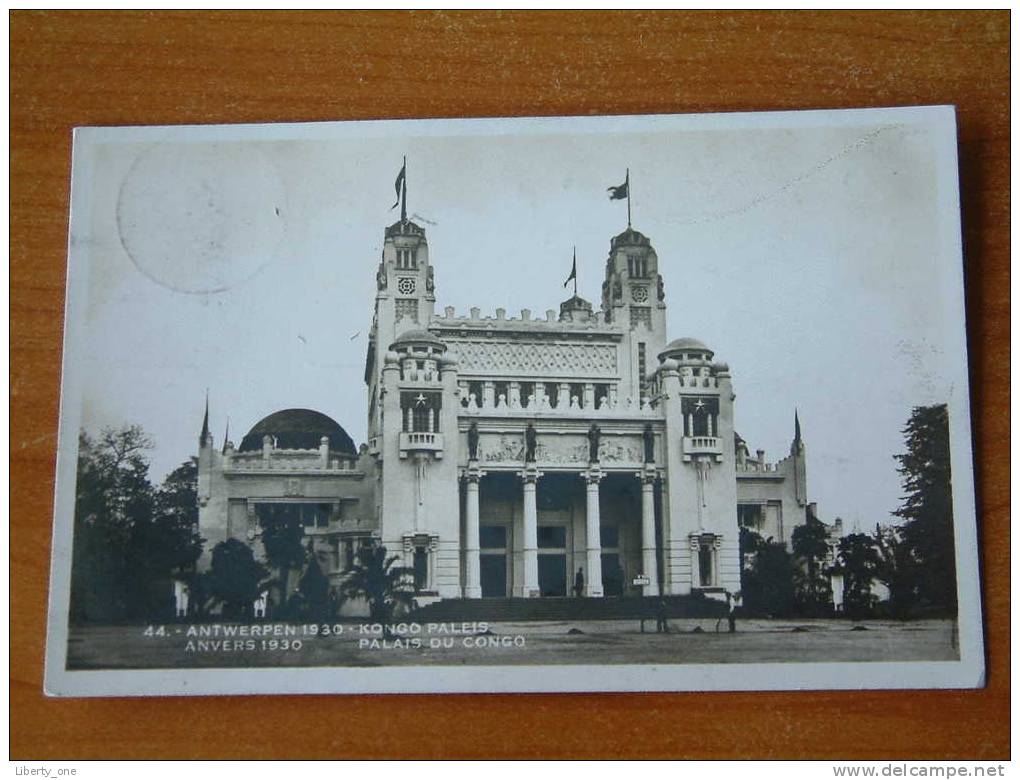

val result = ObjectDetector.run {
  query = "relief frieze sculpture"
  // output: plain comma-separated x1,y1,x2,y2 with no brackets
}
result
478,434,642,465
446,339,618,377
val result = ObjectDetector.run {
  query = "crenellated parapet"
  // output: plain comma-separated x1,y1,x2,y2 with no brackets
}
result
431,305,618,332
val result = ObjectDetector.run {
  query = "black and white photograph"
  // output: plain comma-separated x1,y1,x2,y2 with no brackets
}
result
44,106,982,697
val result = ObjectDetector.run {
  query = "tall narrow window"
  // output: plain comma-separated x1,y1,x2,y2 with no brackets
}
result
638,342,647,403
413,546,428,591
546,382,559,408
699,540,714,586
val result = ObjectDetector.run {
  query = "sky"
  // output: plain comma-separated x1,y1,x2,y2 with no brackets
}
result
69,108,969,529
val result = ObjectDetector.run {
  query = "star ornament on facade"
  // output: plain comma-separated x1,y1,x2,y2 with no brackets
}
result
694,399,706,413
414,393,427,407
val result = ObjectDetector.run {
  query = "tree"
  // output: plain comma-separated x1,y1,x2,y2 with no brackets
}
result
152,460,205,576
792,509,832,615
874,523,918,618
206,538,269,620
297,544,333,621
837,533,881,619
893,404,957,614
257,509,307,615
740,530,797,618
126,460,206,619
70,426,156,623
340,545,414,633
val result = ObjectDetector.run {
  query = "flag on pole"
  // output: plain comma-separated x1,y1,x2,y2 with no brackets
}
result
391,159,406,210
607,171,629,200
564,246,577,292
608,169,631,227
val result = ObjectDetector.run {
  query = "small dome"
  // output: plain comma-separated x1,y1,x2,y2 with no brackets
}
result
389,329,446,351
238,409,356,454
659,337,714,361
659,357,679,372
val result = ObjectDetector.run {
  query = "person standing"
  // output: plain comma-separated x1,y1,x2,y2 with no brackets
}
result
573,567,585,598
656,597,669,633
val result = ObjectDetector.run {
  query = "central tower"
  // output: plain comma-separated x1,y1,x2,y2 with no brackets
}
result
601,228,668,404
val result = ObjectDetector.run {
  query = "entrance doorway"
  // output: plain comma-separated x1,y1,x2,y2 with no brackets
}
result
601,553,624,596
538,554,567,597
479,524,509,598
537,523,568,597
480,555,507,597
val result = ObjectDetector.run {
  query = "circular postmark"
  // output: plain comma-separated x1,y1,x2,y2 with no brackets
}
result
116,143,286,295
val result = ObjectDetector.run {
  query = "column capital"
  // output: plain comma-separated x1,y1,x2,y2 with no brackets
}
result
581,465,605,484
517,464,543,483
463,463,486,482
635,463,658,485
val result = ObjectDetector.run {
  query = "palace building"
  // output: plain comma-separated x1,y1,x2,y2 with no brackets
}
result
197,209,813,607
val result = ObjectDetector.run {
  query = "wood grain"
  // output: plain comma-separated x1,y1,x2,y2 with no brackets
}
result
10,10,1009,759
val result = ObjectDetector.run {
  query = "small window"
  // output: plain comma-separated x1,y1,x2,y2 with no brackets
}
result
480,525,507,549
344,543,355,571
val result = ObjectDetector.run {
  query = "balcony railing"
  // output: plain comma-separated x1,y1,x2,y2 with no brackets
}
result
682,436,723,462
399,431,444,458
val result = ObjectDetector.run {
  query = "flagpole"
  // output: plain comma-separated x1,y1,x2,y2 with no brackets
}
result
573,246,578,295
626,167,631,229
400,155,407,225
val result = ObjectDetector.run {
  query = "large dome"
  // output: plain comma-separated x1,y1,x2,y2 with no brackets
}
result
238,408,357,454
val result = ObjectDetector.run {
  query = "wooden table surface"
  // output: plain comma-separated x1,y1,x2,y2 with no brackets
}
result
10,10,1009,760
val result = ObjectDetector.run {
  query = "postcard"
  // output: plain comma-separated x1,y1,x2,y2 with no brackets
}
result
44,106,983,696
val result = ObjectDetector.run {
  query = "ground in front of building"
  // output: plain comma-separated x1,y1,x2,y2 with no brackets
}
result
65,618,959,670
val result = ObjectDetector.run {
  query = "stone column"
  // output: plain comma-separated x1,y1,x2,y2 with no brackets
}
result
520,465,541,597
508,381,521,409
639,465,659,596
463,464,483,598
557,382,570,410
582,467,604,597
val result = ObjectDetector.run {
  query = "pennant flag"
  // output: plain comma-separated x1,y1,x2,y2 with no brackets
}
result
564,248,577,289
391,160,406,210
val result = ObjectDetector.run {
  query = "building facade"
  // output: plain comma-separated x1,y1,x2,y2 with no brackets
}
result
198,214,812,605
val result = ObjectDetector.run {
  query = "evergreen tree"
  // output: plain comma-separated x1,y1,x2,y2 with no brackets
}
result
792,509,832,615
739,528,796,618
837,532,881,619
874,523,918,618
893,404,956,614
